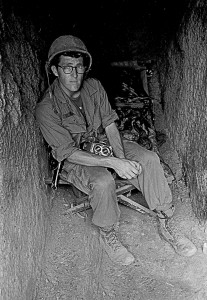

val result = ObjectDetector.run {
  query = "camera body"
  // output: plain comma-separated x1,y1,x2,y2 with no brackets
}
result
82,141,113,157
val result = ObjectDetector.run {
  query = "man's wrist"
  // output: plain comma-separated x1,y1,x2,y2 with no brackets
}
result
111,149,125,159
105,156,120,168
116,154,125,159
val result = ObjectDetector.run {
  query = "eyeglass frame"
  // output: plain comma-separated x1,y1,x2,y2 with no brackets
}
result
57,64,86,74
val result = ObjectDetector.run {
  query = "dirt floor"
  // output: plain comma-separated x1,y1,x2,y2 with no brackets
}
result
36,141,207,300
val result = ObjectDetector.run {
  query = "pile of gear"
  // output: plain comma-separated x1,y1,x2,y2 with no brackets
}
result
111,67,175,182
114,81,157,151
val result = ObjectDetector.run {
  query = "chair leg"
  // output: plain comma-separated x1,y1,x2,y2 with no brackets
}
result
71,185,86,199
63,183,156,217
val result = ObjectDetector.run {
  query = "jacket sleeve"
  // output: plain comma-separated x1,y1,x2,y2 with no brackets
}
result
96,80,119,128
35,101,79,162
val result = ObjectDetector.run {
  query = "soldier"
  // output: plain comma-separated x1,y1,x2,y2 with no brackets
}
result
35,35,197,266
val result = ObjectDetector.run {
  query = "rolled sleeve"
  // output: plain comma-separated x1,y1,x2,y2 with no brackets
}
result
98,81,119,128
102,109,119,128
35,102,79,162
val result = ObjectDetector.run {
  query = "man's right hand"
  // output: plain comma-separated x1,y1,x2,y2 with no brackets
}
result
112,158,142,180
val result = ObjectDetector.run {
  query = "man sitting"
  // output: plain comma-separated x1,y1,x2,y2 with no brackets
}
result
35,35,197,266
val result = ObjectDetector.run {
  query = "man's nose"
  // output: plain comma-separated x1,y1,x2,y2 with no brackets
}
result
71,67,78,77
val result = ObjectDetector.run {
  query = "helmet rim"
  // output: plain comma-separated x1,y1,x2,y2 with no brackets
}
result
47,35,92,71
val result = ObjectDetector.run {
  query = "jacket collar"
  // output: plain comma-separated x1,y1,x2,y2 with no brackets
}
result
82,78,97,96
50,78,97,132
51,77,98,103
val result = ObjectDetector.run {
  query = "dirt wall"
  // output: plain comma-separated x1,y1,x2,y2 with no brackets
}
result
153,0,207,221
0,13,51,300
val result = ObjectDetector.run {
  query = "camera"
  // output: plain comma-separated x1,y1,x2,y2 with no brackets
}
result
81,141,113,157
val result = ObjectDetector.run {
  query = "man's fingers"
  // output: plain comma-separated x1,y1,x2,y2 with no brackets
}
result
130,161,142,174
115,159,142,179
130,160,141,168
126,169,139,179
119,170,137,180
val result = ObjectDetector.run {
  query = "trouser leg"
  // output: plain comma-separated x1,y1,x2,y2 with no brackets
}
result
123,140,172,211
64,164,135,265
121,141,197,258
66,165,120,228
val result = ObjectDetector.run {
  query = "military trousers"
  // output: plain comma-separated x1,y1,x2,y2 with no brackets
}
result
65,140,172,228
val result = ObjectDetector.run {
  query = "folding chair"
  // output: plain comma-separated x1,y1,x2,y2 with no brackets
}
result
44,160,157,217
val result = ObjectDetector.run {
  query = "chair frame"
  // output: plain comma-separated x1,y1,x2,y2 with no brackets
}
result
44,161,157,217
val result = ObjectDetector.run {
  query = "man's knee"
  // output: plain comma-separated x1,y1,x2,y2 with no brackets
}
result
145,150,160,164
124,140,160,164
90,171,116,191
132,148,160,165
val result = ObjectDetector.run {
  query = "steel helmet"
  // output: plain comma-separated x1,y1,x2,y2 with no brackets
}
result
47,35,92,71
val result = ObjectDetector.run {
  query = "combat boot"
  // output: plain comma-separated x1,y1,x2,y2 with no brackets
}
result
157,210,197,257
99,226,135,266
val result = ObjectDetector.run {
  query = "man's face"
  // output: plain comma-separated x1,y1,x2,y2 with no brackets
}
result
52,55,85,95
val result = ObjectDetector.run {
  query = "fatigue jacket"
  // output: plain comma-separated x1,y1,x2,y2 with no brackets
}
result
35,78,118,163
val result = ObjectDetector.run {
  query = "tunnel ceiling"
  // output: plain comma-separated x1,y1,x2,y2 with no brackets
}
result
4,0,190,63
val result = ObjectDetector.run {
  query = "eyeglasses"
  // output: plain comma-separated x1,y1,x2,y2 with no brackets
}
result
57,64,85,74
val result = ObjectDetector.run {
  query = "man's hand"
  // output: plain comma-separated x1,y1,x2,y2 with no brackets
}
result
112,158,142,180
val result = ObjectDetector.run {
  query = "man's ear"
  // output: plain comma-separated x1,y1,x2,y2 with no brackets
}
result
51,65,58,77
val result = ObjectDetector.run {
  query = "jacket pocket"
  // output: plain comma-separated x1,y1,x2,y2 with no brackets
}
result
62,112,74,119
62,115,86,133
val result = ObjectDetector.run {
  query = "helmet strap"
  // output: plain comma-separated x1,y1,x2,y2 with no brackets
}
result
45,61,53,99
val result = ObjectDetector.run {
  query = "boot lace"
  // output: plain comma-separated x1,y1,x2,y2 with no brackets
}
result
102,230,122,252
